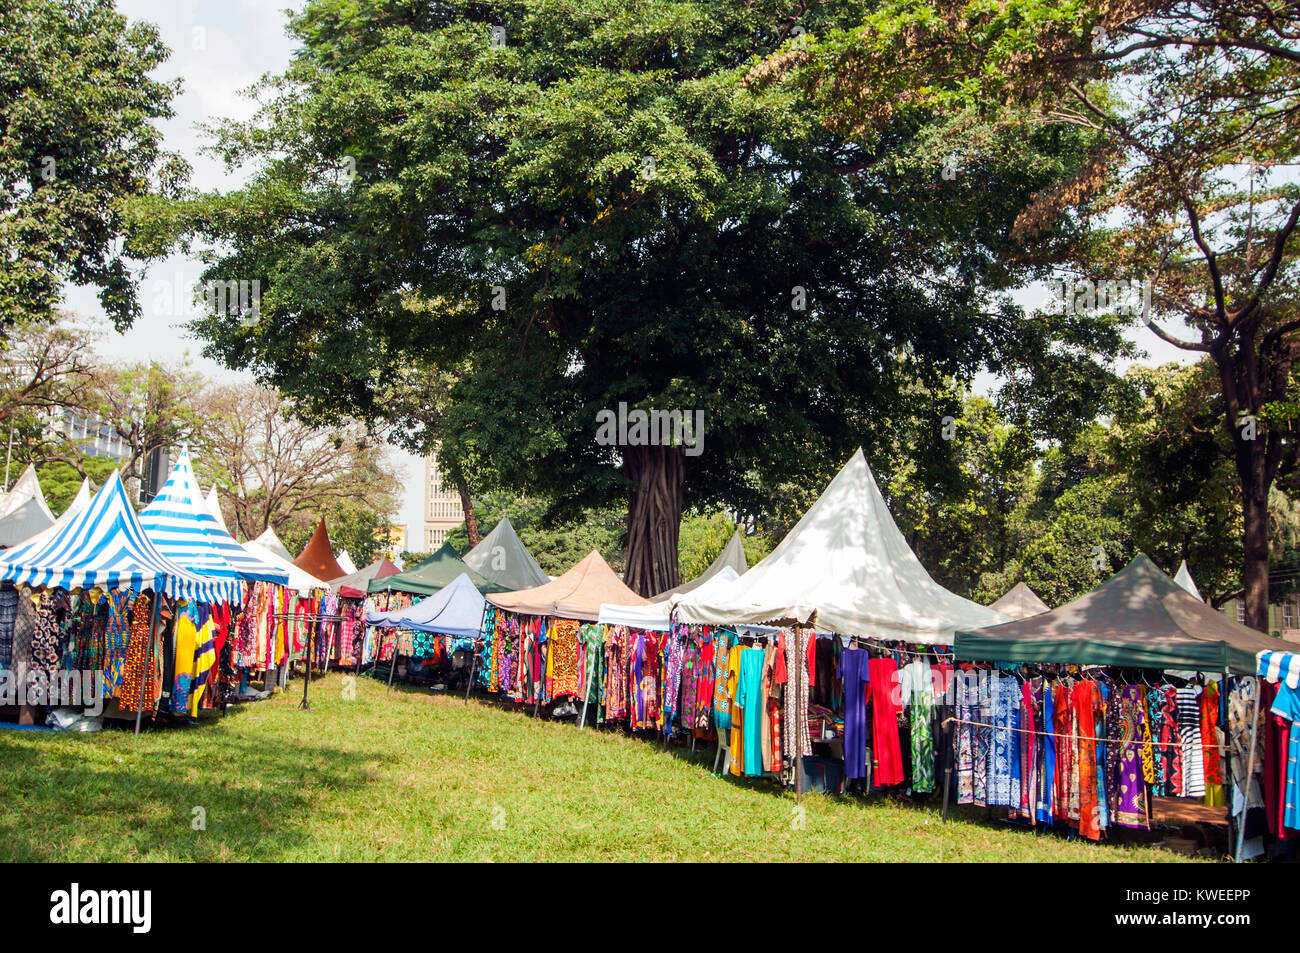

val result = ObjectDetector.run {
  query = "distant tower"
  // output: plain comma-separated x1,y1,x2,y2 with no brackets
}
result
423,445,462,550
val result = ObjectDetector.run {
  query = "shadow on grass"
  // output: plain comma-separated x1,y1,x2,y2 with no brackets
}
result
0,725,390,862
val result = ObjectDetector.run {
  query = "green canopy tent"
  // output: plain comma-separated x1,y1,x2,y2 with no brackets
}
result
652,528,748,601
368,542,508,596
463,514,549,591
954,554,1281,674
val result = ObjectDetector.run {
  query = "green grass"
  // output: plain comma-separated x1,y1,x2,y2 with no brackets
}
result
0,672,1193,862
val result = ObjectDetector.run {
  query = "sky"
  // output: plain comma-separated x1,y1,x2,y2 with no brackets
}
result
60,0,1195,549
62,0,426,550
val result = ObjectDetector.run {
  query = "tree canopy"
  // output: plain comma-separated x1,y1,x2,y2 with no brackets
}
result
158,0,1131,594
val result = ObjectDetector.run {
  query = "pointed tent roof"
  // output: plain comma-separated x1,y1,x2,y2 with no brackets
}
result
0,470,239,602
987,582,1051,621
252,525,293,562
0,465,54,521
654,528,748,600
337,549,358,575
488,549,648,622
294,517,347,581
955,554,1282,673
368,542,506,596
139,449,288,586
1174,560,1203,601
205,486,229,533
463,514,549,591
9,478,91,550
333,556,401,598
601,565,742,631
0,496,55,547
241,539,330,595
365,572,486,637
677,449,1009,641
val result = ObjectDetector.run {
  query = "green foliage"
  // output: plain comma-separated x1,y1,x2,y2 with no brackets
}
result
155,0,1126,556
36,458,118,514
677,512,736,580
0,0,184,330
444,491,625,576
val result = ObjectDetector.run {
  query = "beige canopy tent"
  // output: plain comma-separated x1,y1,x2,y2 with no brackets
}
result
487,549,647,623
987,582,1050,621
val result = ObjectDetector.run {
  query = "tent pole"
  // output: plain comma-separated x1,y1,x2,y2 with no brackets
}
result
578,630,594,731
464,640,479,704
1221,666,1234,856
386,630,398,695
941,716,953,823
299,613,312,710
466,603,489,704
1234,675,1262,863
790,624,800,800
134,589,163,737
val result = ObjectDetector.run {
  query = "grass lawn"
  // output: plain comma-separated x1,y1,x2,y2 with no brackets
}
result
0,672,1195,862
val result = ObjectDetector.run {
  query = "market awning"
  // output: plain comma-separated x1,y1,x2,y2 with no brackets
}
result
676,449,1008,641
365,571,486,638
463,514,549,591
955,554,1283,674
369,542,507,596
489,549,646,623
0,470,240,603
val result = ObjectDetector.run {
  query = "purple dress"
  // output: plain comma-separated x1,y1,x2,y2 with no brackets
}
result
842,648,871,780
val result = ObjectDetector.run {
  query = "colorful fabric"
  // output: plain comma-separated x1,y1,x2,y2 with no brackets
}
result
1113,685,1150,829
119,593,154,713
547,619,582,699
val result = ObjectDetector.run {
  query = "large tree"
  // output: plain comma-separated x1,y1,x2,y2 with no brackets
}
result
164,0,1123,594
0,0,184,330
790,0,1300,629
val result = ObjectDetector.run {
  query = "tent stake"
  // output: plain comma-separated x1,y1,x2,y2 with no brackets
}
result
133,588,163,737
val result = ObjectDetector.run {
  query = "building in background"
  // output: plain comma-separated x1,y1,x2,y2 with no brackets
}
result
423,446,463,550
1220,595,1300,644
377,523,407,556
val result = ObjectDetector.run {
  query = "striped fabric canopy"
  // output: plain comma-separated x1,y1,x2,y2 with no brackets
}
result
139,449,288,586
1257,649,1300,688
0,470,239,603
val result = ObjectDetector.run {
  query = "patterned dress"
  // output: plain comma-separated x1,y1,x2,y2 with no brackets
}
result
119,593,154,713
101,589,133,699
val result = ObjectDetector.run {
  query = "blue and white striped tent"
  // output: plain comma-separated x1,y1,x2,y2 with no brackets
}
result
139,449,288,587
0,470,239,603
1257,649,1300,688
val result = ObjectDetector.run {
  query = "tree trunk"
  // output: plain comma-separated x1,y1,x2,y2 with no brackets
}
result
443,454,480,547
1243,488,1271,632
456,478,480,547
623,444,684,596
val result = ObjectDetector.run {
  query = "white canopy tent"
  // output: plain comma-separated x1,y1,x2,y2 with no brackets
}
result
599,566,743,631
205,486,230,533
676,449,1010,642
1174,559,1203,601
252,525,294,562
241,539,330,595
336,550,358,575
8,477,90,550
0,465,54,521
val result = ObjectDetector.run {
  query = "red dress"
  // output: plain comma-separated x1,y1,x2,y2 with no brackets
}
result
868,657,904,786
